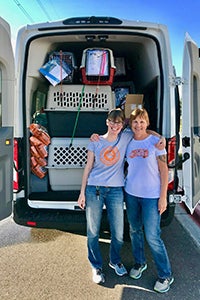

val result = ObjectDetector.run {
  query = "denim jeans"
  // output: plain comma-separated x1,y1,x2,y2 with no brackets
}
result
125,192,172,279
86,185,124,269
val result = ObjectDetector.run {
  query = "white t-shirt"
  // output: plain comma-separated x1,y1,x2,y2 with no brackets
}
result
125,134,167,198
87,129,132,187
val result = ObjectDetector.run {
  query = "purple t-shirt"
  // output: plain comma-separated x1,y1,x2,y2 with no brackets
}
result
87,129,132,187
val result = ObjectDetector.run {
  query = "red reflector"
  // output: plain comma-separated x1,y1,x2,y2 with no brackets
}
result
13,139,19,191
168,181,174,190
167,136,176,165
167,136,177,191
26,221,37,227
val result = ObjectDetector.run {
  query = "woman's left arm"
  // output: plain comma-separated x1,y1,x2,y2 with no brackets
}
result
157,154,168,215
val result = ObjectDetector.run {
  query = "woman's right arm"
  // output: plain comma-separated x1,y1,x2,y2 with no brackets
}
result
77,150,94,209
157,154,168,215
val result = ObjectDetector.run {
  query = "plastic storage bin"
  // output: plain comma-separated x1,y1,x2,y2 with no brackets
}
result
47,138,88,190
80,48,116,85
45,84,114,137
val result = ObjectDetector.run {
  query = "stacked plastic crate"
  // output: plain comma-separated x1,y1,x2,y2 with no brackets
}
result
45,48,116,190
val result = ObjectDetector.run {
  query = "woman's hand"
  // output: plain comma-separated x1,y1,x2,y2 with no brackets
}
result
155,136,166,150
78,193,86,210
158,197,167,215
90,133,100,142
146,130,166,150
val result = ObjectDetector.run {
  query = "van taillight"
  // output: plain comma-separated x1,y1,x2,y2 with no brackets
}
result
26,221,37,227
13,139,19,191
167,136,176,191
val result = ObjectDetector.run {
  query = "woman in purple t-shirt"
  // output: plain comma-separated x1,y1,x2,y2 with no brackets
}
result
78,108,130,284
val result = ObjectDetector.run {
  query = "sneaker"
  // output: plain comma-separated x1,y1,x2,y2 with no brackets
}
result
109,262,128,276
154,276,174,293
92,268,105,284
129,263,147,279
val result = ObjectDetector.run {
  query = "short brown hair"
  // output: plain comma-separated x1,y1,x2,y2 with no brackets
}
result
129,108,150,127
107,108,125,123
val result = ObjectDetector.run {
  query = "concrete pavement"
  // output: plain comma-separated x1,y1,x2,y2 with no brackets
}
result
175,203,200,249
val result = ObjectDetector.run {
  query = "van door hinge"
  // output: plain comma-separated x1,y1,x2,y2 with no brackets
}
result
169,194,187,204
175,76,183,86
182,136,190,148
169,76,183,86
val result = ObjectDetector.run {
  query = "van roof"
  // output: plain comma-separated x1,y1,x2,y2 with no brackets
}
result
20,16,167,33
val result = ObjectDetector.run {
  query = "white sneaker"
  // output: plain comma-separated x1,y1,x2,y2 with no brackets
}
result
92,268,105,284
154,276,174,293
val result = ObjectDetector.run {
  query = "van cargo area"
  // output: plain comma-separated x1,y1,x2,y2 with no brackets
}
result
13,17,180,229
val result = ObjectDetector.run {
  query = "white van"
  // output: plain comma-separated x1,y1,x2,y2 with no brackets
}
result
0,16,199,230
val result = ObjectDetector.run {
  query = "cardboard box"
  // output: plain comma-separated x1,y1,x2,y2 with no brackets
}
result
124,94,144,118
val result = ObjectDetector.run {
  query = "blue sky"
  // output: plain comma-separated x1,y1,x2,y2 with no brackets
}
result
0,0,200,76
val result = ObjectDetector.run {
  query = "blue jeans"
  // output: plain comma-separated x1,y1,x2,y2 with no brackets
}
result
125,192,172,279
86,185,124,269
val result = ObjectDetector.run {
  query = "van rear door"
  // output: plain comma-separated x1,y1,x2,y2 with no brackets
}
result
182,33,200,213
0,17,14,220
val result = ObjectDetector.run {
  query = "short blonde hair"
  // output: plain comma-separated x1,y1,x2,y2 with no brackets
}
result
129,108,150,127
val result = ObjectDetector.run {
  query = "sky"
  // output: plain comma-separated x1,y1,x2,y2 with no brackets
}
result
0,0,200,76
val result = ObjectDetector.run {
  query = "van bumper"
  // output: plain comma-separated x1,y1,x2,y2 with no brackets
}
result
13,198,175,231
13,198,88,232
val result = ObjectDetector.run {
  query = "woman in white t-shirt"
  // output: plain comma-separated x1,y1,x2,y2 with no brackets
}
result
124,108,174,293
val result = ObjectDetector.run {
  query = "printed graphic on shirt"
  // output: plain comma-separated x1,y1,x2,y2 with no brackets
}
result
129,148,149,158
100,146,120,166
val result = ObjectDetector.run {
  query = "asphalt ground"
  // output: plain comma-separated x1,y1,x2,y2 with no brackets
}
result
0,205,199,300
175,203,200,248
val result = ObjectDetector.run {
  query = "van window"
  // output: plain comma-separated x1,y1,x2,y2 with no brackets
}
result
193,75,199,133
0,67,2,127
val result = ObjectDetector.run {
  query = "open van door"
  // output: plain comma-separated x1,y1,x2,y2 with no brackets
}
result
182,33,200,213
0,17,14,220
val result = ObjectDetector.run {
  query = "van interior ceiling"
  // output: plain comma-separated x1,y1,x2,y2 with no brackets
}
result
26,32,162,199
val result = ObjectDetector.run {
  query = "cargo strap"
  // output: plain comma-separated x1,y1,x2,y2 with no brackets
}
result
93,49,107,105
69,84,85,147
57,50,83,147
59,50,63,95
69,50,106,146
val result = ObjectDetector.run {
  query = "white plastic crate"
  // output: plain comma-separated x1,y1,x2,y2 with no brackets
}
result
46,84,114,111
48,168,84,191
47,137,89,190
